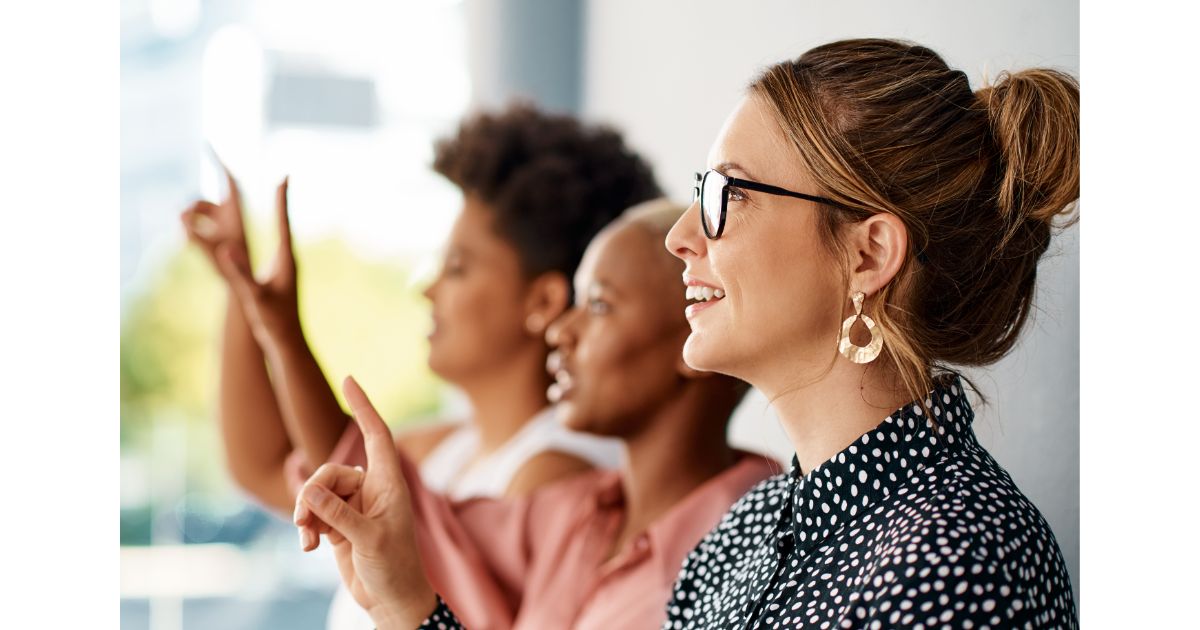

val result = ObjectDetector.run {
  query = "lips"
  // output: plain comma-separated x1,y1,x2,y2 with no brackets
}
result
683,273,726,318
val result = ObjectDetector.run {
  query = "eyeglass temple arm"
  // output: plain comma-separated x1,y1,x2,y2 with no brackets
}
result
724,175,836,206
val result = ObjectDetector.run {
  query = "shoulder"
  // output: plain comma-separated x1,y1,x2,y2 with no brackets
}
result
503,450,597,498
860,450,1076,627
393,421,462,464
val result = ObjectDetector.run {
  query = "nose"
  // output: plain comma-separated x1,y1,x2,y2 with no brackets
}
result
545,305,581,351
665,200,706,261
421,271,442,302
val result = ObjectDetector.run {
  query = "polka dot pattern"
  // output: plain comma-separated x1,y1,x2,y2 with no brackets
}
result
418,596,462,630
662,378,1077,629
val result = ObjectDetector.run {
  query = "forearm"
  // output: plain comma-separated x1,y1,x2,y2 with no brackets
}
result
217,292,294,512
259,321,352,467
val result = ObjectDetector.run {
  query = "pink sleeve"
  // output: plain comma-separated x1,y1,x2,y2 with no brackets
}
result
401,449,529,630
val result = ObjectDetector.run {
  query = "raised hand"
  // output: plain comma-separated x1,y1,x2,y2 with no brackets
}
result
180,162,303,349
294,377,437,629
180,161,251,278
213,175,304,349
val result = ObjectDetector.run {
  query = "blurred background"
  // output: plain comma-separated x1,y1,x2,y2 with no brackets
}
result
120,1,1079,628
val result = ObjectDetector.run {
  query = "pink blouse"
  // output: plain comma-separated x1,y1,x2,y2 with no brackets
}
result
286,425,779,630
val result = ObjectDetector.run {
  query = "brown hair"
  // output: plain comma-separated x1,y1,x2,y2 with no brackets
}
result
433,103,661,282
749,38,1079,405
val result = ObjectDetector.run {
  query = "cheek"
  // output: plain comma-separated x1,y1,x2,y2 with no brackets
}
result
688,220,845,372
435,278,527,361
575,327,670,416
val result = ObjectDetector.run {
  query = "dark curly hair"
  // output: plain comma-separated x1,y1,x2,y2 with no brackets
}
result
432,103,661,282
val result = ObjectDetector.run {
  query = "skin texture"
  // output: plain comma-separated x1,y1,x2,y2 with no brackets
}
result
665,94,912,474
546,223,694,437
295,215,748,623
423,195,547,386
181,171,591,515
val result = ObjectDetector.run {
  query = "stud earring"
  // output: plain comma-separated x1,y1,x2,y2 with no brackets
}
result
526,313,546,335
837,291,883,364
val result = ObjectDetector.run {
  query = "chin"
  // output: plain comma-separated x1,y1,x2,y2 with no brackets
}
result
682,331,722,372
425,349,462,382
560,404,623,437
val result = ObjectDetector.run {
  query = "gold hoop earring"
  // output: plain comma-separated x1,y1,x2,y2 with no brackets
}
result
838,291,883,364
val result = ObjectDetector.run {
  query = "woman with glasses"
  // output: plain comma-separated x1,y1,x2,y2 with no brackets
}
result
292,38,1079,629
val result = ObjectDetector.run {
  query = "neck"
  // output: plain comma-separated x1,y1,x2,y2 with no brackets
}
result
616,382,739,547
760,358,910,475
459,344,552,454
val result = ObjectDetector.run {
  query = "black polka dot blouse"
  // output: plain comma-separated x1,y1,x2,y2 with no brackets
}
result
662,377,1076,629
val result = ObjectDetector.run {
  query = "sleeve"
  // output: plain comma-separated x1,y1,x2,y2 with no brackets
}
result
401,448,533,630
415,595,465,630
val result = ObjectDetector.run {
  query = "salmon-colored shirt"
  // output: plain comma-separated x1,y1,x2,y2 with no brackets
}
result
286,425,779,630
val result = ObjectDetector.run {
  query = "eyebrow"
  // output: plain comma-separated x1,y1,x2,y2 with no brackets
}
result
714,161,760,181
576,279,621,301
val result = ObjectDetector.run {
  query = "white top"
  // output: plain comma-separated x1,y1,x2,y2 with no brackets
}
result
326,406,623,630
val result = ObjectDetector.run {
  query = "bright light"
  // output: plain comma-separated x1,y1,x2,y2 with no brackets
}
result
149,0,200,39
201,24,265,199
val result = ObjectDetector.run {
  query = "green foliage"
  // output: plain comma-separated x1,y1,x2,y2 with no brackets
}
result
120,226,446,501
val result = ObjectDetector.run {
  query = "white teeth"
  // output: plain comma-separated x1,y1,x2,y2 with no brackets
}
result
686,284,729,302
685,285,726,302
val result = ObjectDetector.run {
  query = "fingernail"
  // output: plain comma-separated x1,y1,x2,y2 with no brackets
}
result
298,528,307,551
303,484,329,508
293,501,305,525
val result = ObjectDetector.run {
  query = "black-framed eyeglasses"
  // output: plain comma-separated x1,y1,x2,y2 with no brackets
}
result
691,169,842,239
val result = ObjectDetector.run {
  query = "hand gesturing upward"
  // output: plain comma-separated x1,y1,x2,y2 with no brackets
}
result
294,377,438,630
180,163,302,350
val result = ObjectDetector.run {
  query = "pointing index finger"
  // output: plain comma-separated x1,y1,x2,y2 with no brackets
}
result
342,376,399,477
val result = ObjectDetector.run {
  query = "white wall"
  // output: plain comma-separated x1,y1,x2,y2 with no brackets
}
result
582,0,1079,600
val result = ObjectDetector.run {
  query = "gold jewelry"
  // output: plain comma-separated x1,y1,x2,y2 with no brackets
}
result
838,291,883,364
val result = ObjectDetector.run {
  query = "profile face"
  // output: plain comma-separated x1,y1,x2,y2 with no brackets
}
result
423,195,534,383
546,221,690,436
665,95,845,387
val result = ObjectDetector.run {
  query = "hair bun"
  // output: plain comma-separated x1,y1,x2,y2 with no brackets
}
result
977,68,1079,238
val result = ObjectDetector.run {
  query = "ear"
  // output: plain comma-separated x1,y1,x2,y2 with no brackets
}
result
846,213,908,296
523,271,571,338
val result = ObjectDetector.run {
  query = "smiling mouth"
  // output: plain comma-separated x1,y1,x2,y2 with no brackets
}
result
684,284,726,318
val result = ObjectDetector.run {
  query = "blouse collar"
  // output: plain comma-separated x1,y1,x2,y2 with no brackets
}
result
782,376,975,551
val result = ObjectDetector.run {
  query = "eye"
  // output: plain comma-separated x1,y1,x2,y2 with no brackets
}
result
442,257,466,276
586,297,611,315
727,186,749,203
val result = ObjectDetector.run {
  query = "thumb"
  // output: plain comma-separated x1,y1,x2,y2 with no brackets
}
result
300,483,369,544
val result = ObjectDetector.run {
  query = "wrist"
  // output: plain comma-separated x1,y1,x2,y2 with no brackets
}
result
368,585,439,630
257,315,306,358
